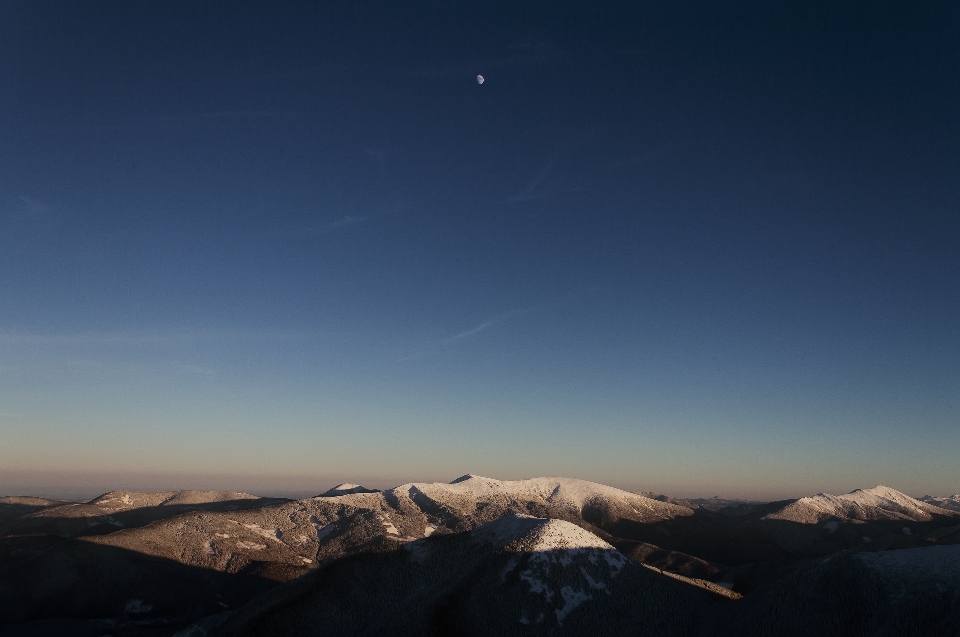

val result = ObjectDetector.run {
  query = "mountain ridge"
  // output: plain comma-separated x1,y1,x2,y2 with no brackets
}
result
766,485,957,524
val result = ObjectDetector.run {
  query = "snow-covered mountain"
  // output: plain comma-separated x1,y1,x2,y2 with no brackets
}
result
766,485,956,524
0,489,289,538
3,478,959,636
318,483,379,496
0,476,698,629
77,475,693,580
0,496,66,525
919,493,960,513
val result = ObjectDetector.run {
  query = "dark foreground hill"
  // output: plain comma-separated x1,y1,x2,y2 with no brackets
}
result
180,524,960,637
190,515,712,637
707,545,960,637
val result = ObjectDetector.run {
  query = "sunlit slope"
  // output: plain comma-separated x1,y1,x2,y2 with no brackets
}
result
82,476,693,579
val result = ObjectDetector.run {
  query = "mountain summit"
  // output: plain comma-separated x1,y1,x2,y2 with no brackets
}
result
767,485,956,524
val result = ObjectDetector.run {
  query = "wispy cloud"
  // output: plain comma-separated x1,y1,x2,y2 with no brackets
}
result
508,155,557,202
442,320,498,344
287,203,404,238
441,308,531,345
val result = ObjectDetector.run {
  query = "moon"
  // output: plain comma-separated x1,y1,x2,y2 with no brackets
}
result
477,74,484,85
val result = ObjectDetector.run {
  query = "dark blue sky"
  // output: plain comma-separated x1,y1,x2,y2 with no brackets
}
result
2,2,958,498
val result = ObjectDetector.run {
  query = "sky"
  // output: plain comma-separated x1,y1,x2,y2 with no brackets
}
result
1,1,958,501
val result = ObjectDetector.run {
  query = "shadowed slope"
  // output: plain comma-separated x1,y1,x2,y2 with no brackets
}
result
707,546,960,637
0,539,276,634
196,515,712,637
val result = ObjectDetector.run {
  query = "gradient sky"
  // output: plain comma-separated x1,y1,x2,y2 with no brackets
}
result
2,1,958,500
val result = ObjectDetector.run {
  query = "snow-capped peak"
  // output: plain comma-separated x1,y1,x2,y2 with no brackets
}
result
472,514,614,552
319,484,380,497
768,485,957,524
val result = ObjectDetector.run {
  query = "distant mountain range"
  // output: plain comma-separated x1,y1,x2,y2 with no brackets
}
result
920,493,960,513
1,476,958,636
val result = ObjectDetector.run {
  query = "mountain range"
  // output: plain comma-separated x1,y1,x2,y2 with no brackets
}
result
1,476,958,636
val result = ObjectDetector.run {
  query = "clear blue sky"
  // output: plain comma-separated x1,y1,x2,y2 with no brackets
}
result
1,1,958,500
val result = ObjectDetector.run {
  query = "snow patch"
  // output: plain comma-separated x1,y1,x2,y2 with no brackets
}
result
579,567,609,592
243,523,282,542
520,569,554,602
378,515,400,535
555,586,591,624
236,541,266,551
602,549,627,575
310,516,335,540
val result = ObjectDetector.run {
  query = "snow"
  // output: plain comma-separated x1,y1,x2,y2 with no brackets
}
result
602,550,627,575
858,544,960,588
768,485,957,524
320,483,379,496
378,515,400,535
472,514,544,547
520,569,554,601
309,516,335,539
423,524,436,537
236,541,266,550
919,494,960,513
473,513,630,622
579,567,609,592
555,586,592,624
390,475,692,524
243,523,282,542
473,516,624,577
